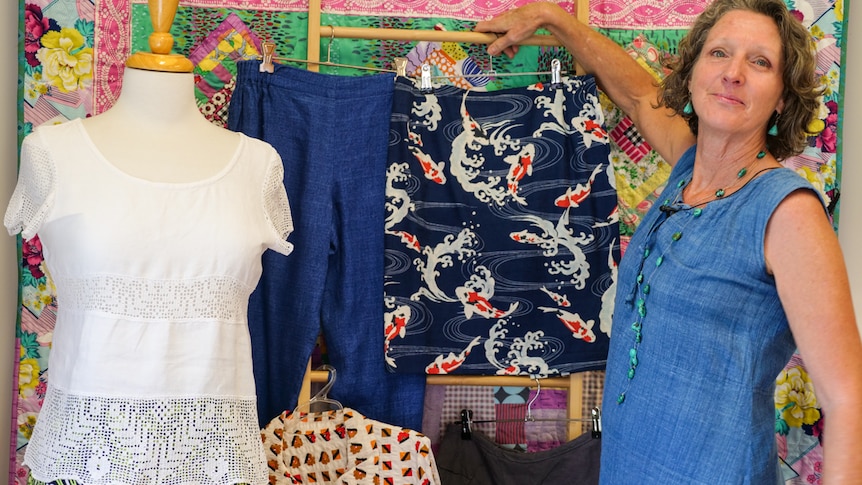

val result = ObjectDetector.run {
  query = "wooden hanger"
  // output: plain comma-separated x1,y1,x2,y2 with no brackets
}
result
126,0,194,72
259,29,400,74
260,22,567,86
415,58,565,92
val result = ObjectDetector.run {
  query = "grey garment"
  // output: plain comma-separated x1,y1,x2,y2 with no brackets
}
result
436,423,601,485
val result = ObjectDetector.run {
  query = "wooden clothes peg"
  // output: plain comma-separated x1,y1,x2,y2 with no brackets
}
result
125,0,194,72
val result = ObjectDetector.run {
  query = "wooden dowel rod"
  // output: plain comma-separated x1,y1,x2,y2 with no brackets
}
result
307,370,572,388
319,25,561,46
307,0,322,71
299,359,313,404
566,373,584,439
425,375,572,387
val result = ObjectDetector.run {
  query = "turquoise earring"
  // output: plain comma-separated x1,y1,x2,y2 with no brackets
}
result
768,112,780,136
768,123,778,136
682,101,694,115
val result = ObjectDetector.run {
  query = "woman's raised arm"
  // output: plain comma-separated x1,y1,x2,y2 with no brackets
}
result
475,2,695,165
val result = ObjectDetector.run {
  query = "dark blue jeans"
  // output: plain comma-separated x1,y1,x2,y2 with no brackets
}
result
228,61,425,430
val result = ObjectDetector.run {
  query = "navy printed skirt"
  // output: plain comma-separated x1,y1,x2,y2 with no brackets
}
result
384,75,618,376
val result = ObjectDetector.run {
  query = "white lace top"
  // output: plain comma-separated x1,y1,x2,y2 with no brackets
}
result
5,119,294,485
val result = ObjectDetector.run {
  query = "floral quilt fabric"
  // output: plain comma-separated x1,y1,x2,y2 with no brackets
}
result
15,1,845,483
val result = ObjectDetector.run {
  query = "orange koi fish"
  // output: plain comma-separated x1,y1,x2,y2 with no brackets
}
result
460,105,486,140
384,305,411,359
407,125,424,147
581,119,608,140
425,336,482,374
391,230,421,252
457,90,490,142
384,308,409,344
539,307,596,342
506,152,533,194
410,147,446,184
385,315,408,341
540,286,571,307
554,164,603,208
458,289,517,320
574,117,610,148
593,205,619,228
509,230,541,244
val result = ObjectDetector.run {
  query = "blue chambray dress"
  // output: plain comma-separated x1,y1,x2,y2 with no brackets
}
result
599,146,821,484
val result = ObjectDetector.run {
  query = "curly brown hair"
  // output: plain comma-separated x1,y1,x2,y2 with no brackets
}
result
661,0,822,160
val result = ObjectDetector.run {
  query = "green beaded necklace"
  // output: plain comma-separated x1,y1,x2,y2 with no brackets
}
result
682,150,767,207
616,150,767,405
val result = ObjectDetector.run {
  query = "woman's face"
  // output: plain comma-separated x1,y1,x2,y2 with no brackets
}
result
688,9,786,139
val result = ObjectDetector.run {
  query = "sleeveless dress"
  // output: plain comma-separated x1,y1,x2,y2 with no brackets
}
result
599,146,820,484
5,119,294,485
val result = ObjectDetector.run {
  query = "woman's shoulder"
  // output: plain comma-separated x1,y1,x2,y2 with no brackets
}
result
741,166,826,223
757,166,821,199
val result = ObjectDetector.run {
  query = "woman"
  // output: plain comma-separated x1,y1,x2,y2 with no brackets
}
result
477,0,862,483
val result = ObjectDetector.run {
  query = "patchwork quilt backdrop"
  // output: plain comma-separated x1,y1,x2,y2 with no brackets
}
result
15,0,845,482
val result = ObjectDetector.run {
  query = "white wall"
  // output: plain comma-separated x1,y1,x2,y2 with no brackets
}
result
1,2,19,481
840,6,862,331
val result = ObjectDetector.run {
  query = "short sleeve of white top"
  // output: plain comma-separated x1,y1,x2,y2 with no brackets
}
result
4,118,294,485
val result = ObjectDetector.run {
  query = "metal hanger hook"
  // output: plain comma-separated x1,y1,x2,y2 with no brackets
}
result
525,377,541,422
487,53,497,77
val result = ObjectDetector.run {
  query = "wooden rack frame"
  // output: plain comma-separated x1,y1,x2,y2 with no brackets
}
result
304,367,586,439
298,0,592,441
304,0,589,74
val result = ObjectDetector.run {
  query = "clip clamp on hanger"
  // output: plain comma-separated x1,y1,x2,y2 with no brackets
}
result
487,54,498,79
419,64,434,92
550,59,562,89
394,57,408,78
460,409,473,440
591,406,602,439
259,41,276,73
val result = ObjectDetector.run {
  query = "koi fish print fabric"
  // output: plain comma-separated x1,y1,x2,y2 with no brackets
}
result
384,76,619,377
261,408,441,484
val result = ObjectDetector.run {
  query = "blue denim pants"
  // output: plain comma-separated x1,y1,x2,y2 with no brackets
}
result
228,61,426,430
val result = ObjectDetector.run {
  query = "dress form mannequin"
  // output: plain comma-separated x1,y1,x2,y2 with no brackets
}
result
81,0,239,183
8,1,292,482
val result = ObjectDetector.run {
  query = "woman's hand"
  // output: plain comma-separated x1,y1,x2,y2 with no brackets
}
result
475,2,567,58
477,1,692,164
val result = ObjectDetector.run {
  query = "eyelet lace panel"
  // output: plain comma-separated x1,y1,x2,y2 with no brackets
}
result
56,274,252,322
4,136,56,240
26,388,266,485
262,156,294,256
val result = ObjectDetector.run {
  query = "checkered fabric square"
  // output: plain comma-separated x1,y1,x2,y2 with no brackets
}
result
440,385,496,442
581,370,605,435
524,388,568,451
495,402,527,449
610,117,651,163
